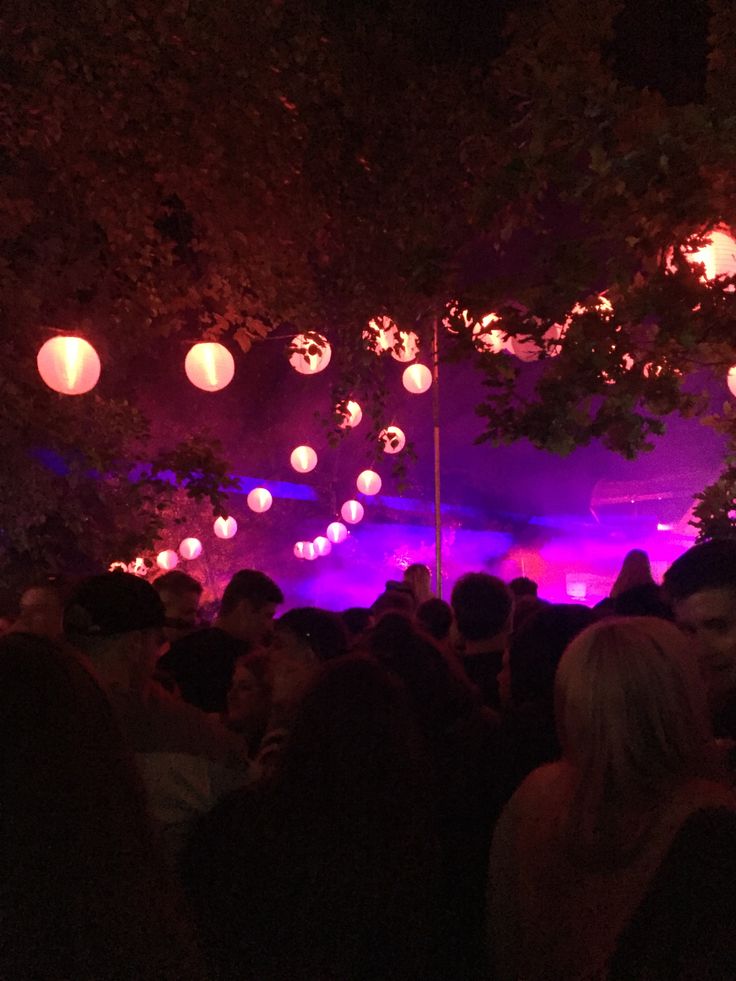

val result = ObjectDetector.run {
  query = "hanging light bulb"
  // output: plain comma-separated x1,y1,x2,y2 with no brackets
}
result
338,399,363,428
313,536,332,557
247,487,273,513
379,426,406,454
356,470,382,495
37,336,101,395
290,445,318,473
213,516,238,539
179,537,203,560
156,549,179,571
326,521,348,544
341,499,365,524
402,363,432,394
288,333,332,374
184,342,235,392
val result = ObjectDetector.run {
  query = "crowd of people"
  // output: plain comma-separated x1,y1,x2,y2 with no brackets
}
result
3,543,736,979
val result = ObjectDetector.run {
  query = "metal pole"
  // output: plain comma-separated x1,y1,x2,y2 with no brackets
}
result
432,314,442,598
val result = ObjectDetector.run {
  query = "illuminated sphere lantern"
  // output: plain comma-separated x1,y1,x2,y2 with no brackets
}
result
684,226,736,282
472,313,507,354
313,536,332,557
109,560,128,572
289,333,332,375
341,499,365,524
507,335,543,362
379,425,406,455
294,541,308,559
326,521,348,544
728,365,736,398
303,542,318,560
214,516,238,539
247,487,273,513
390,330,419,363
402,363,432,394
179,537,203,560
185,342,235,392
338,399,363,429
37,336,101,395
290,445,318,474
156,549,179,571
356,469,382,495
363,316,398,355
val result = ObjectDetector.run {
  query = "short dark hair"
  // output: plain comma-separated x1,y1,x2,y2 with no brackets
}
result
664,539,736,603
278,607,348,662
509,576,538,598
451,572,512,642
416,598,453,641
153,570,203,597
220,569,283,616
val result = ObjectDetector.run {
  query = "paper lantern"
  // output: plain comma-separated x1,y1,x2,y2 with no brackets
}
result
294,541,307,559
313,536,332,557
129,557,148,577
247,487,273,513
304,542,318,560
109,560,128,572
379,425,406,454
37,336,101,395
472,313,507,354
402,363,432,394
179,537,203,560
156,549,179,570
390,330,419,363
184,342,235,392
341,499,365,524
326,521,348,544
356,469,382,495
214,516,238,539
363,316,398,354
338,400,363,429
508,335,543,362
289,333,332,374
685,226,736,282
290,445,318,473
727,365,736,398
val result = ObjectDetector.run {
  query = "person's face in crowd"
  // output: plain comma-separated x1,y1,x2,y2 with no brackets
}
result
226,658,270,739
16,587,64,641
158,588,200,642
232,599,278,645
674,586,736,710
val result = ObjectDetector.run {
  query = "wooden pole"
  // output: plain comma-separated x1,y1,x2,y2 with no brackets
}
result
432,314,442,597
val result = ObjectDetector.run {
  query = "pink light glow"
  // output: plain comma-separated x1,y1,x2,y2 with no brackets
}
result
37,336,101,395
179,537,203,560
288,333,332,374
184,342,235,392
402,363,432,394
290,445,318,473
356,469,382,495
338,400,363,428
156,549,179,570
213,516,238,539
341,499,365,524
326,521,348,543
379,426,406,454
313,535,332,557
247,487,273,513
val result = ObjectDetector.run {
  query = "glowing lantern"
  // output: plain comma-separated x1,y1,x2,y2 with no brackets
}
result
290,445,318,473
379,425,406,454
179,537,203,560
684,226,736,282
338,399,363,429
214,516,238,539
303,542,317,560
109,560,128,572
508,335,543,362
326,521,348,544
390,330,419,363
363,316,398,354
157,549,179,570
247,487,273,513
313,535,332,557
402,363,432,394
129,557,148,577
727,365,736,398
341,499,365,524
289,333,332,374
37,336,101,395
356,469,382,495
473,313,507,354
294,541,307,559
185,342,235,392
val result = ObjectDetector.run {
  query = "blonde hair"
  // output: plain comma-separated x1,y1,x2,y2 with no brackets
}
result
555,617,712,862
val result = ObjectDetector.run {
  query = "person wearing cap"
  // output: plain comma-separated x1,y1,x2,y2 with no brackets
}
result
64,571,252,862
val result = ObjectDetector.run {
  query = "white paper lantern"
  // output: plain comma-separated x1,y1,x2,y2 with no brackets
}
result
313,535,332,557
294,541,307,559
727,365,736,397
356,469,382,495
363,316,398,354
338,400,363,428
685,226,736,282
290,445,318,473
179,537,203,560
214,516,238,539
156,549,179,570
247,487,273,513
402,363,432,394
390,330,419,363
379,426,406,454
341,499,365,524
303,542,318,560
37,336,101,395
185,342,235,392
289,333,332,374
472,313,507,354
326,521,348,544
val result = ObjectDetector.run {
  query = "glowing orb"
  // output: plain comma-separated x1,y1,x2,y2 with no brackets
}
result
156,549,179,570
356,469,382,495
37,336,101,395
184,342,235,392
290,445,318,473
379,426,406,454
247,487,273,513
326,521,348,544
179,537,203,560
289,333,332,374
213,516,238,539
402,363,432,394
341,499,365,524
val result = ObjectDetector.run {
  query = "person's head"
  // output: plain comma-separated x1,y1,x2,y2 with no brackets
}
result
509,576,538,599
451,572,512,646
218,569,284,644
664,539,736,711
14,576,71,641
371,587,416,621
63,572,168,691
403,564,432,605
153,570,203,642
610,548,654,598
275,607,349,663
556,617,711,806
341,607,374,643
226,652,273,750
416,598,453,642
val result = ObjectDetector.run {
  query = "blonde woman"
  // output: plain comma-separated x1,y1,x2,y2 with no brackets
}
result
489,617,736,980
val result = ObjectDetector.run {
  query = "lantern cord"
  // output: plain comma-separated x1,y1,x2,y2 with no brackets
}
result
432,314,442,599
